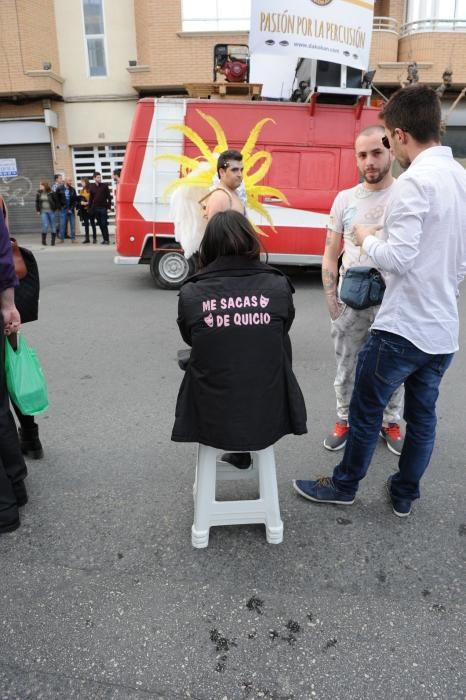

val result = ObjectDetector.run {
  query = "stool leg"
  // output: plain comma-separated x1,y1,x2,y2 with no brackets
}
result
257,447,283,544
192,445,216,548
193,444,200,500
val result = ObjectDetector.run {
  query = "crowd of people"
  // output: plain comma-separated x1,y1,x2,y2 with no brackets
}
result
35,170,120,245
173,84,466,522
1,84,465,537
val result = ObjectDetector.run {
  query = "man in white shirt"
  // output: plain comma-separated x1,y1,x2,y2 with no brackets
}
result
293,85,466,517
322,125,404,456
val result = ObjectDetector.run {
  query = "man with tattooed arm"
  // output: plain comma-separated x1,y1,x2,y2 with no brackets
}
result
320,125,404,456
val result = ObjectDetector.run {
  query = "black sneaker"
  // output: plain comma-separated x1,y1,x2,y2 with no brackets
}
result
221,452,252,469
386,476,412,517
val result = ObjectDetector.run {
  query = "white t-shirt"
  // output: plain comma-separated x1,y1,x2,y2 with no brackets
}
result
328,182,395,280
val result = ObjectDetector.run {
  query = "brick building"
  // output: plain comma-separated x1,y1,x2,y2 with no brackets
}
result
0,0,465,233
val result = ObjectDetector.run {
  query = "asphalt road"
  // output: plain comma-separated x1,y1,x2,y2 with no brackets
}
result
0,241,464,700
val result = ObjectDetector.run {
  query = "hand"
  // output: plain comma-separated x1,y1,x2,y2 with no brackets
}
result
352,224,383,246
1,304,21,335
329,301,345,321
325,293,344,321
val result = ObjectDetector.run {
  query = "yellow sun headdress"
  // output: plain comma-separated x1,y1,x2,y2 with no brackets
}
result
156,110,289,258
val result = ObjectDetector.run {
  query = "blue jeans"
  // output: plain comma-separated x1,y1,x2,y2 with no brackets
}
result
40,211,54,234
60,209,75,240
333,330,454,502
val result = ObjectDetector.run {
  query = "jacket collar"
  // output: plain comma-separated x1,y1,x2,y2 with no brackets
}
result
185,256,287,284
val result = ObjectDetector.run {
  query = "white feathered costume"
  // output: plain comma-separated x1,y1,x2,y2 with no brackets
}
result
169,160,247,259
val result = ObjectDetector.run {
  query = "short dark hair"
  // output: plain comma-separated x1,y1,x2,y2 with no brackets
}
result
379,85,441,144
54,173,62,181
93,171,101,177
198,210,260,268
217,149,243,177
113,168,121,177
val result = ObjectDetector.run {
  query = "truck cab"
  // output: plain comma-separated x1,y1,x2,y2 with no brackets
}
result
115,93,380,288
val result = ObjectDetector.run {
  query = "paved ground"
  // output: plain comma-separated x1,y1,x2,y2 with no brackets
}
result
0,240,464,699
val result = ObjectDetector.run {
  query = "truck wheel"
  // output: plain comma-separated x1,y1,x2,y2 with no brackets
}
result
150,244,194,290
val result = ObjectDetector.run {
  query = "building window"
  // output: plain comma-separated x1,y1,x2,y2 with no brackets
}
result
405,0,466,24
181,0,250,32
82,0,107,76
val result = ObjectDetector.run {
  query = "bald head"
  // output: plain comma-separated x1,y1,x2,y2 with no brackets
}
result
354,125,394,190
354,125,385,148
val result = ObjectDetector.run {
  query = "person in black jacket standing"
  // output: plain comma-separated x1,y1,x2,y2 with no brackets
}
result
55,177,78,243
89,172,112,245
172,211,307,454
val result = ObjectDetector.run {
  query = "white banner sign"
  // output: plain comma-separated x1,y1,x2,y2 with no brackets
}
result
249,0,375,72
0,158,18,177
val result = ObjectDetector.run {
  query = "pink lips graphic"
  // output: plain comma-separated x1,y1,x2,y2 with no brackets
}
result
204,313,214,327
260,295,270,308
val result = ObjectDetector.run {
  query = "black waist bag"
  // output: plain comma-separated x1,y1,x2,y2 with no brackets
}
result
340,266,385,310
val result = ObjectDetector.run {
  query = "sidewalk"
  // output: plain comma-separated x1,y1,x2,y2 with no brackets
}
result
14,232,116,253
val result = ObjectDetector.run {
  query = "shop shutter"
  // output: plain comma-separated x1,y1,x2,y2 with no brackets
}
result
0,143,54,235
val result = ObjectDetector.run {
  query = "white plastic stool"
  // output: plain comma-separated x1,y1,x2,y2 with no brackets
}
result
191,444,283,548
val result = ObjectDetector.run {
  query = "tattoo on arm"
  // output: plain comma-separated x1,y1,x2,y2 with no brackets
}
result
322,268,337,294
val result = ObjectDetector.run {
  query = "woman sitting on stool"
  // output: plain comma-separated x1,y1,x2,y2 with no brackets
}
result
172,210,307,462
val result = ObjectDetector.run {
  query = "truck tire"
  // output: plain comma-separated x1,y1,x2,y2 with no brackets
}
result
150,244,195,290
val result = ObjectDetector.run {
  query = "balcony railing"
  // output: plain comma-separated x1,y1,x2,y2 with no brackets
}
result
373,16,398,33
401,17,466,36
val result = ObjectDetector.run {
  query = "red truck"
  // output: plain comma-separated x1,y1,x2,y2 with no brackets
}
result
114,95,380,288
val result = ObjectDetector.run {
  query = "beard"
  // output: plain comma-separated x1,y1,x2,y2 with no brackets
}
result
363,159,392,184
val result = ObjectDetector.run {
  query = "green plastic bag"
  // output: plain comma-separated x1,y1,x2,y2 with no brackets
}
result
5,334,49,415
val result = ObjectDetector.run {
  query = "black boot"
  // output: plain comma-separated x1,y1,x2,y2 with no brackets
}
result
221,452,252,469
42,234,47,246
51,233,56,246
19,425,44,460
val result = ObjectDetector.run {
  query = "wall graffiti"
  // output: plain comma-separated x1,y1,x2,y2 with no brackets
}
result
0,176,33,207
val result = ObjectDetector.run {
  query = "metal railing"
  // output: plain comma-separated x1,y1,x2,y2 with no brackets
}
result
373,16,399,33
401,18,466,36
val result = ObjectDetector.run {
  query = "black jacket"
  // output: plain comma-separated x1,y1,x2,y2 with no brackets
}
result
35,190,58,213
171,256,307,451
55,185,78,210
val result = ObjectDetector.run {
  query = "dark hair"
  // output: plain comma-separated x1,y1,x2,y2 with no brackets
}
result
54,173,62,182
113,168,121,177
379,85,441,144
217,149,243,176
93,171,101,177
198,211,260,268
